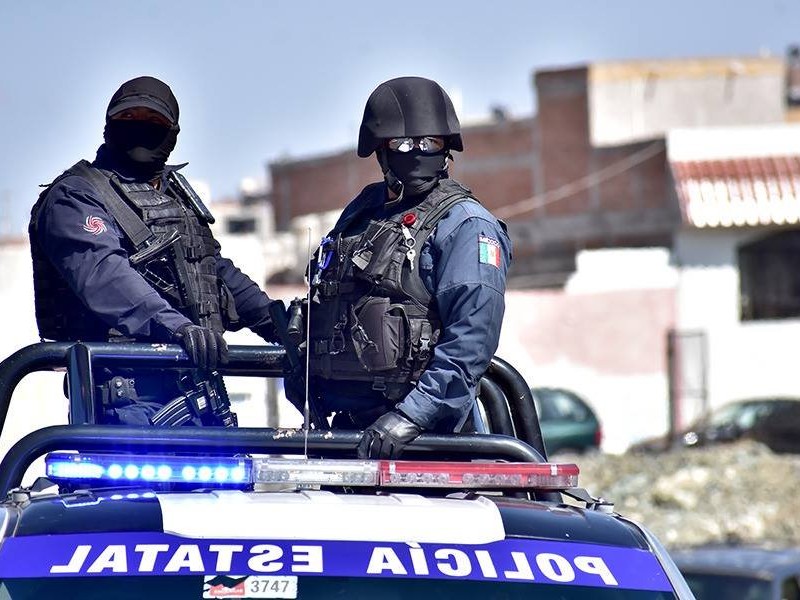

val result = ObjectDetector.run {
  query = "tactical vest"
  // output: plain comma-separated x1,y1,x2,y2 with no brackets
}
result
307,179,478,400
30,160,231,342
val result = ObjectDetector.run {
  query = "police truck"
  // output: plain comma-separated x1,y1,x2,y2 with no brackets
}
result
0,341,695,598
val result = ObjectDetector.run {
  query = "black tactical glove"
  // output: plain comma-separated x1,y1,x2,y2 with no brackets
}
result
173,324,229,371
251,321,280,344
357,411,423,459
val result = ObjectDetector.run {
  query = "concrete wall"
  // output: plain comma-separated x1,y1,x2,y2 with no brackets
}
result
0,238,66,484
674,227,800,418
499,248,678,453
589,58,786,147
268,117,537,232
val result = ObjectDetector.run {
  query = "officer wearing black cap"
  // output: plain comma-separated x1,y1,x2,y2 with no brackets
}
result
304,76,512,458
29,76,278,426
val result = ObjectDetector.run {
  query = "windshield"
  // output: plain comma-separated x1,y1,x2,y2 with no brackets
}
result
707,402,771,429
682,572,772,600
0,576,679,599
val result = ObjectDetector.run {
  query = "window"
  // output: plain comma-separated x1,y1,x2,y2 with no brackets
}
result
534,389,591,422
0,576,679,599
226,217,257,234
739,230,800,320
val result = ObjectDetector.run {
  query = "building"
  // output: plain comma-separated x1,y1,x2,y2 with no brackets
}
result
263,53,797,451
3,52,799,457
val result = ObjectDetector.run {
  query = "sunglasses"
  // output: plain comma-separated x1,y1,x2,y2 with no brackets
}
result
387,136,446,154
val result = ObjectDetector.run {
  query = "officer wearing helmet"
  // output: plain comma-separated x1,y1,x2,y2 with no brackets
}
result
29,76,278,426
303,76,512,458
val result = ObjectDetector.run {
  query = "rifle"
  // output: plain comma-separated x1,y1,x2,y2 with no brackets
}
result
268,299,327,429
129,229,202,324
151,371,237,427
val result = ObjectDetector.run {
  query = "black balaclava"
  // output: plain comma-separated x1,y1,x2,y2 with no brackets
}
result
102,76,180,181
377,147,449,199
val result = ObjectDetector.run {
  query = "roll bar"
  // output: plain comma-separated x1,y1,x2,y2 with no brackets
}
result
0,425,546,497
0,342,549,478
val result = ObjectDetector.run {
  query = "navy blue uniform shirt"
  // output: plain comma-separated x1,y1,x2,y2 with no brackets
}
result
398,195,511,430
329,181,512,431
34,157,272,341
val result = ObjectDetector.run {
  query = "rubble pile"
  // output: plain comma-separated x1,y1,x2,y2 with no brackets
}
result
570,441,800,548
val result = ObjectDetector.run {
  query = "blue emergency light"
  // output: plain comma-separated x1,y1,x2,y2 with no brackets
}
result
45,452,251,487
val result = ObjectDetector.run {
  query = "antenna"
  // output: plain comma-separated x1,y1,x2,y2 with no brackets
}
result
303,226,313,457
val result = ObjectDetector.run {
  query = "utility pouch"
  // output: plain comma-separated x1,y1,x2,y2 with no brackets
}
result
98,375,138,409
349,297,408,372
218,282,240,328
353,229,404,283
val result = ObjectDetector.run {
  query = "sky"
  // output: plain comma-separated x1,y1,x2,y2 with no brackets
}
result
1,0,798,235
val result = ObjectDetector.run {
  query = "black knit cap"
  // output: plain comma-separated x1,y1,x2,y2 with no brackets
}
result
106,76,179,125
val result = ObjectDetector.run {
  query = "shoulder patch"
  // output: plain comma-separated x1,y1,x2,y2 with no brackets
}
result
82,215,107,235
479,235,501,267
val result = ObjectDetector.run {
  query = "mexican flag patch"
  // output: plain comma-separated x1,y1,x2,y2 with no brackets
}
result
479,235,501,267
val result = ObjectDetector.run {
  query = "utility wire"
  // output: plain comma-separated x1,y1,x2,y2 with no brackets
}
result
493,142,665,219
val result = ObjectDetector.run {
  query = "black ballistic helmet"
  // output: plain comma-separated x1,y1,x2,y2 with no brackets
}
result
357,77,463,158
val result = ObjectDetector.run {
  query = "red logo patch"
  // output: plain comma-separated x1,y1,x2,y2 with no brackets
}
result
82,216,107,235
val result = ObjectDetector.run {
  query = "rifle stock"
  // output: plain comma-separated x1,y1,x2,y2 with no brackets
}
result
268,300,327,428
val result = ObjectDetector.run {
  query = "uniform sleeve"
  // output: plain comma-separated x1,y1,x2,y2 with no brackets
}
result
396,205,512,431
214,244,274,332
37,178,191,340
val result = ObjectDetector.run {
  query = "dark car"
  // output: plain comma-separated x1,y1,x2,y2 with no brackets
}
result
533,387,602,455
631,398,800,454
671,545,800,600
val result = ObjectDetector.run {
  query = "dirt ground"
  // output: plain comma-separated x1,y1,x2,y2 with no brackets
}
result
563,441,800,549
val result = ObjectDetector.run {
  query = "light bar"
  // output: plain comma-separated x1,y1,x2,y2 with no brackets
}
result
252,458,578,490
45,453,251,487
44,453,578,491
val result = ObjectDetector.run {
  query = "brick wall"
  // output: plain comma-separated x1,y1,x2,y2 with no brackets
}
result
267,65,678,287
506,67,676,286
269,117,537,231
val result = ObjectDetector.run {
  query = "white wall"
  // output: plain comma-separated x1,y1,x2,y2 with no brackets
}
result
674,228,800,414
589,58,785,147
0,240,67,484
498,248,678,453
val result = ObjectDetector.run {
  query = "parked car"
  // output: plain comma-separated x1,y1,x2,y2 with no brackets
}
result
630,397,800,454
533,387,602,455
671,545,800,600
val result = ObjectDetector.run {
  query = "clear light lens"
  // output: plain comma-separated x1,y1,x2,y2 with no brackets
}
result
253,458,380,486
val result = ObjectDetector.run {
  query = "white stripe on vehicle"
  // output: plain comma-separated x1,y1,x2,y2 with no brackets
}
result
156,491,505,543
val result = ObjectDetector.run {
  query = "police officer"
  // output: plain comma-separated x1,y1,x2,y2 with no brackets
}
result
29,76,277,425
304,76,512,458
